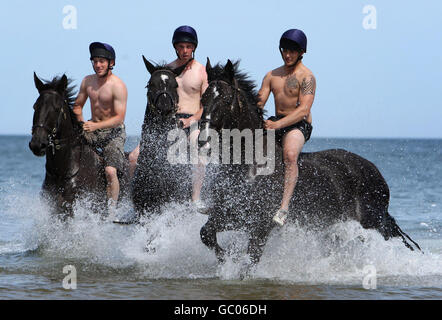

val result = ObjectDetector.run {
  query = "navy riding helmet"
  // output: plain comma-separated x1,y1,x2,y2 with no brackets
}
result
172,25,198,49
279,29,307,53
89,42,116,68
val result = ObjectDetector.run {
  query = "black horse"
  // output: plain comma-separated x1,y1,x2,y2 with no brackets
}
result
198,59,421,265
29,73,129,219
132,56,201,217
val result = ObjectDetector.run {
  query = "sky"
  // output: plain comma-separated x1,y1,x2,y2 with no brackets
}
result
0,0,441,138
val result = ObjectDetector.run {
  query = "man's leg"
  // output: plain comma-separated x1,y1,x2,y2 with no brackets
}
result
128,144,140,180
102,128,126,219
273,129,305,225
189,128,207,213
105,166,119,218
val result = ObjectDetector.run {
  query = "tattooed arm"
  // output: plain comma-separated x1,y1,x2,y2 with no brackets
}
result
275,73,316,128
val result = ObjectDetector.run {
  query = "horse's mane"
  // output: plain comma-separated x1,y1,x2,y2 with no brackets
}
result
209,60,266,121
41,76,81,130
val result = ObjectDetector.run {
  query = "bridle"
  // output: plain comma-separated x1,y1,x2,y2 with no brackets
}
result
200,78,244,130
32,90,75,155
147,70,179,119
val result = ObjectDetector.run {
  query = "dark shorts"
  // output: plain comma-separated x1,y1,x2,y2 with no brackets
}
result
175,113,193,135
267,115,313,145
83,124,127,172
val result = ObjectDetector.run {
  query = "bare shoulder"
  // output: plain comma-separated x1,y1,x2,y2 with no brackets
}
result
110,74,127,89
192,60,207,73
109,75,127,97
299,64,315,81
82,74,95,86
298,65,316,95
188,60,206,81
192,59,205,69
270,66,285,78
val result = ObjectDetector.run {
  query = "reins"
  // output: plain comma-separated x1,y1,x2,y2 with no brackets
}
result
32,89,81,181
32,90,78,156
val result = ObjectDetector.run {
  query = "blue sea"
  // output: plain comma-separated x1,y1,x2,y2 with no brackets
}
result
0,135,441,299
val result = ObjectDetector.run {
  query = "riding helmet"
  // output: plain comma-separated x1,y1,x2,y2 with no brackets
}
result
279,29,307,53
89,42,116,62
172,25,198,49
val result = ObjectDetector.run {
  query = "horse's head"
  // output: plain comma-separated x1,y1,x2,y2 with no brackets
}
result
143,55,188,119
200,59,262,147
29,73,74,156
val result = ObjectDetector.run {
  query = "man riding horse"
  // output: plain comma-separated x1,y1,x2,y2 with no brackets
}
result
258,29,316,226
72,42,128,218
129,25,209,213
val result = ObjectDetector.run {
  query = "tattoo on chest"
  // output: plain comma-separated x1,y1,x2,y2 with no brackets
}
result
285,76,299,90
301,76,316,95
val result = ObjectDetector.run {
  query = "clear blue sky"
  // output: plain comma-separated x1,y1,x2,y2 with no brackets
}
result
1,0,441,138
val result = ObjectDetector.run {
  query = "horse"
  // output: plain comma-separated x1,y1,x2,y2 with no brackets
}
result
198,59,421,265
132,56,203,217
29,73,129,219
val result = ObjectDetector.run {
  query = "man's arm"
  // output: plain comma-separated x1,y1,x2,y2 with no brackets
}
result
257,72,272,109
270,74,316,129
83,81,127,132
72,78,89,123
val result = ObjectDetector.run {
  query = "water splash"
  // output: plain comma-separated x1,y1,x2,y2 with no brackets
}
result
2,189,442,287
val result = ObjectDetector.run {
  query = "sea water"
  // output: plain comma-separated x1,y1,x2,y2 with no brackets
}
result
0,136,441,299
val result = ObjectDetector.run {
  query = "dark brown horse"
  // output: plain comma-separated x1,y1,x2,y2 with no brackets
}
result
29,73,129,219
198,59,421,265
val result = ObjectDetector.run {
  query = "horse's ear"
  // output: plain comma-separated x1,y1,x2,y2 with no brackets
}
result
225,59,235,83
206,57,212,71
34,72,45,93
142,55,156,75
56,74,68,93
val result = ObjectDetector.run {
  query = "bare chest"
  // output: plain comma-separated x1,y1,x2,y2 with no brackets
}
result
176,69,202,96
86,83,113,107
272,74,302,98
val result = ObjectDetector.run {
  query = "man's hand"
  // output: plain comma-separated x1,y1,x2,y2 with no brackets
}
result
83,121,100,132
264,119,281,130
179,117,197,129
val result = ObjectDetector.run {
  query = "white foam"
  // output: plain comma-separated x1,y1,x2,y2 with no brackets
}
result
3,192,442,286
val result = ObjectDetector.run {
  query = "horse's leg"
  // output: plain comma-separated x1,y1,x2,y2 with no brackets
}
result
200,220,226,263
247,223,272,266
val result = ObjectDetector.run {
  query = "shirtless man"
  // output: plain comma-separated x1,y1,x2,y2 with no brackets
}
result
128,26,209,212
73,42,128,217
257,29,316,226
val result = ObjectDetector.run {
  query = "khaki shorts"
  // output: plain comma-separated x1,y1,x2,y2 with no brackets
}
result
84,124,126,172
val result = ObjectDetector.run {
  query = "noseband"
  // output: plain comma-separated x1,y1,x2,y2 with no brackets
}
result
32,90,73,155
147,70,179,119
